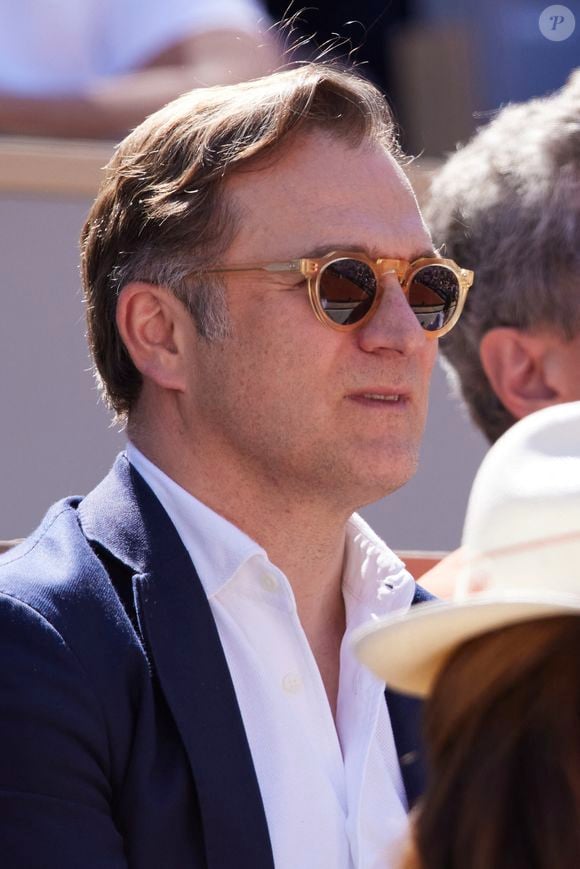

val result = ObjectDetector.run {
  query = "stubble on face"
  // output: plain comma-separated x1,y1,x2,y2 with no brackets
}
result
180,130,437,516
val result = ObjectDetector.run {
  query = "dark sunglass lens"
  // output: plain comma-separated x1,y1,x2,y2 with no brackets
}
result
319,259,376,325
408,265,459,332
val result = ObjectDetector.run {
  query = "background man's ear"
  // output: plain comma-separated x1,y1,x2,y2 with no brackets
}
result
116,282,189,393
479,327,558,422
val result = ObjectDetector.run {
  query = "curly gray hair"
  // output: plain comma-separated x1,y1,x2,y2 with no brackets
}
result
424,69,580,443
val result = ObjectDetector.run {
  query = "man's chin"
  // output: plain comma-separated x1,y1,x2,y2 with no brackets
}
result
353,453,420,508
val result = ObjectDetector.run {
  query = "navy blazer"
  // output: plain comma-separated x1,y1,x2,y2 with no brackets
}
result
0,454,428,867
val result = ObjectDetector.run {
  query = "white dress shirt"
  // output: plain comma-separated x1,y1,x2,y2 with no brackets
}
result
127,443,415,868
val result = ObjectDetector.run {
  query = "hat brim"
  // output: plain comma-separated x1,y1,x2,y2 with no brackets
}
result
354,595,580,697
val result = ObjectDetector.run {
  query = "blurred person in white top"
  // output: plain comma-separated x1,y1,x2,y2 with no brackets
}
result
0,0,279,138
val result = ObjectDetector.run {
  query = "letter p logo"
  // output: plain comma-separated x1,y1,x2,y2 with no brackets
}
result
540,5,576,40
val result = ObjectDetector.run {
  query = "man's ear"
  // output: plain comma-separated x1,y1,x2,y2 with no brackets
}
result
116,282,189,393
479,327,558,421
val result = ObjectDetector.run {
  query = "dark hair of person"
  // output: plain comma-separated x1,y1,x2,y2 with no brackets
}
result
408,615,580,869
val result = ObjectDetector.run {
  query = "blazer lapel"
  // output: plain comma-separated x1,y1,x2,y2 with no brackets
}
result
385,583,432,809
384,688,426,809
79,454,274,869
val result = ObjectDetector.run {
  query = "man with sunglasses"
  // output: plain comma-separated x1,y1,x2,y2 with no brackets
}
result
0,64,470,868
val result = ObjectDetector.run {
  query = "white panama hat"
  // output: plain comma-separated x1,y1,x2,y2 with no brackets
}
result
354,400,580,697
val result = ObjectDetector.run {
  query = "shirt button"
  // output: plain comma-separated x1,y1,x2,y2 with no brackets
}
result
260,572,278,592
282,673,302,694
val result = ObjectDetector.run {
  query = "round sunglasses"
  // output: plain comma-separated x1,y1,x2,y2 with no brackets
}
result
207,250,474,338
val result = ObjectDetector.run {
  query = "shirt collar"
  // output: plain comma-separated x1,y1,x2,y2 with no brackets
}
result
342,513,416,629
127,443,415,616
126,442,265,598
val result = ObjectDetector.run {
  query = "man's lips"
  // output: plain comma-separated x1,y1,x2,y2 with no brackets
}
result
346,388,410,406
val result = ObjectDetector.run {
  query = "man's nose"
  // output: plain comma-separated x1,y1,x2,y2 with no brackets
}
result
356,275,430,355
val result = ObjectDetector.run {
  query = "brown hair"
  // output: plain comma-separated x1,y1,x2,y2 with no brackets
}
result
407,616,580,869
80,63,399,419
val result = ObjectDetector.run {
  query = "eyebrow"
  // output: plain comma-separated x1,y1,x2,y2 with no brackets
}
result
304,243,438,260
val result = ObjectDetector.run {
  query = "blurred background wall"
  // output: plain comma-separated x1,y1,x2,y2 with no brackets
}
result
0,143,125,539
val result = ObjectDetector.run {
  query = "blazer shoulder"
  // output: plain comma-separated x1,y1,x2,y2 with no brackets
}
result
0,495,148,703
0,497,112,610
